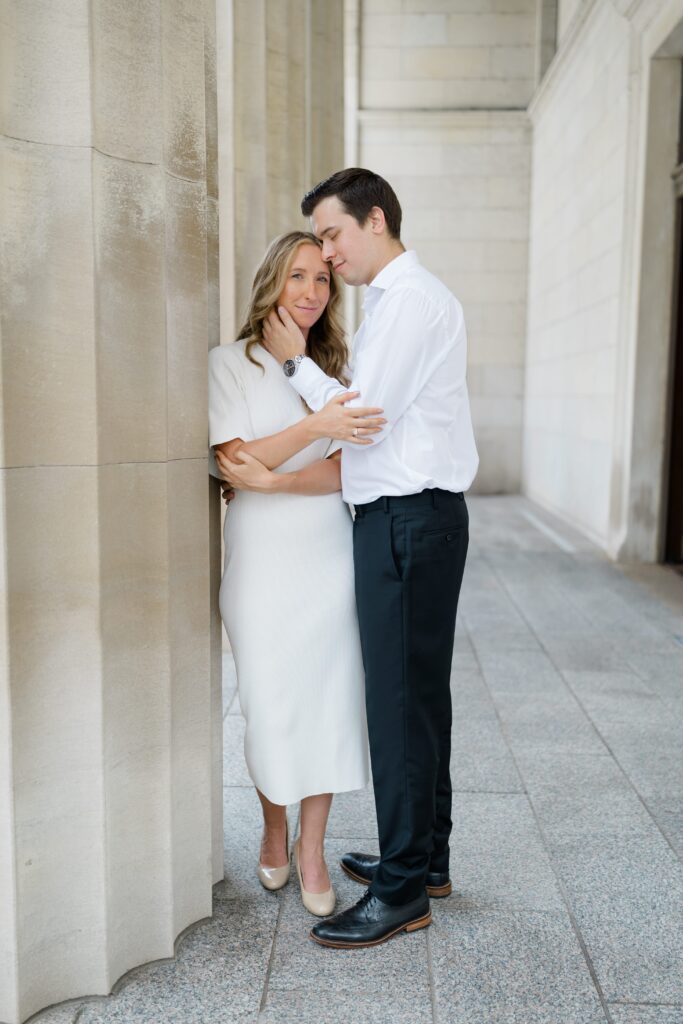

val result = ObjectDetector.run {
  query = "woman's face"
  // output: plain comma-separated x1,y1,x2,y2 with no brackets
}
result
276,244,331,336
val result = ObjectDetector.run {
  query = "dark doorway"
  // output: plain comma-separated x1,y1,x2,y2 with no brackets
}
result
665,191,683,564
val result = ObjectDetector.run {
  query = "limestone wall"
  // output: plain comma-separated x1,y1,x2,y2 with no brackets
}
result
0,2,220,1021
523,0,683,556
360,0,537,109
229,0,344,340
352,0,534,493
360,110,531,492
524,1,630,546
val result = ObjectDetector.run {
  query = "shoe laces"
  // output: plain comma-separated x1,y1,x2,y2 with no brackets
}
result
357,889,375,915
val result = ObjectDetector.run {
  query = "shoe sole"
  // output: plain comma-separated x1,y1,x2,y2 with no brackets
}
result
341,863,452,899
309,910,432,949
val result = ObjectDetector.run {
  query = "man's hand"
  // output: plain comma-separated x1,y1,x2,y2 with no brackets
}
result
215,449,280,494
262,307,306,363
311,392,386,444
221,485,235,507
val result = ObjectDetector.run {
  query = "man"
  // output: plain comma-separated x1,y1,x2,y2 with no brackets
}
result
261,168,477,947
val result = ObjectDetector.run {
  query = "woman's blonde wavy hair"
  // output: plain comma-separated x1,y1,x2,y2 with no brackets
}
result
236,231,349,387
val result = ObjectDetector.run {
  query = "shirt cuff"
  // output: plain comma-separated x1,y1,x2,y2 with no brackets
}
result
287,356,330,409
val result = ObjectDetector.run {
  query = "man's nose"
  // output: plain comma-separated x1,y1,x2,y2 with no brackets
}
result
321,240,334,261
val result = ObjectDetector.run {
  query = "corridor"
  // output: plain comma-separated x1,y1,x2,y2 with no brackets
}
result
34,497,683,1024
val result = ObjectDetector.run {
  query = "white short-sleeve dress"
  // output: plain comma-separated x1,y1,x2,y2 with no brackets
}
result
209,339,370,806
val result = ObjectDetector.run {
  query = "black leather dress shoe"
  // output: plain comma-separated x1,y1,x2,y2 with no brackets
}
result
310,889,431,948
341,851,453,898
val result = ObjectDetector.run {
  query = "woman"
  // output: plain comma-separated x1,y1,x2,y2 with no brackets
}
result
209,231,383,916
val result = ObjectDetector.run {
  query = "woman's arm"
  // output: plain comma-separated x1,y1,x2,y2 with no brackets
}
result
214,417,315,471
216,449,342,496
213,395,385,470
277,452,341,496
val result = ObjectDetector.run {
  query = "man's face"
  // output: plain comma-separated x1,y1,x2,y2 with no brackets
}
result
311,196,377,287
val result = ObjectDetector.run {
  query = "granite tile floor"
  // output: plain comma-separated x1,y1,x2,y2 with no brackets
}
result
31,497,683,1024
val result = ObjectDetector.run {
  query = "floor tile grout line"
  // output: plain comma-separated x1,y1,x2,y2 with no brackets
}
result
425,927,439,1024
556,669,683,865
258,893,286,1015
466,621,616,1024
608,1000,683,1007
486,552,683,866
538,551,683,719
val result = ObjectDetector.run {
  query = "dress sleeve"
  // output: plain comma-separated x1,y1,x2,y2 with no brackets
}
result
208,345,254,479
208,345,254,447
324,439,343,458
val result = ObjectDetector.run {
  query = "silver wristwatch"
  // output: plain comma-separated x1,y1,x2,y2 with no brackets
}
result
282,354,304,378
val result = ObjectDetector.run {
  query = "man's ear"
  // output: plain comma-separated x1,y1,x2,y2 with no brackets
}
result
367,206,387,235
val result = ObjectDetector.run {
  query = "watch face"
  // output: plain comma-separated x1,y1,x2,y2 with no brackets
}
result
283,359,296,377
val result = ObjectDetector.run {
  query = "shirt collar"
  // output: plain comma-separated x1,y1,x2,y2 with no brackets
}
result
362,250,419,313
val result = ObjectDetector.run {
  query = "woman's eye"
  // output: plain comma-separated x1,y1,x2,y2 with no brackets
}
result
291,273,303,279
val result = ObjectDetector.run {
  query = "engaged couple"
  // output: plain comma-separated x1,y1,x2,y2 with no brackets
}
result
209,168,478,948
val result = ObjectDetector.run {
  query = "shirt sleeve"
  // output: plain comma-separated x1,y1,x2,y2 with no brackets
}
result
208,346,254,477
288,357,347,411
290,287,457,445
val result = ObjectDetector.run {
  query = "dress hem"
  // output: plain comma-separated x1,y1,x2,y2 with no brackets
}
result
250,771,371,808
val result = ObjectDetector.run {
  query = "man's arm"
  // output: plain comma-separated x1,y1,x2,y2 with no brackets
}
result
266,293,459,443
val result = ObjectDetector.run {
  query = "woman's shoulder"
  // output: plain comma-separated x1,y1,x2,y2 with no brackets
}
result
209,339,249,372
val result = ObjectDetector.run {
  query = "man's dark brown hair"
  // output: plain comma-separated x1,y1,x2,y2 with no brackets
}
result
301,168,402,240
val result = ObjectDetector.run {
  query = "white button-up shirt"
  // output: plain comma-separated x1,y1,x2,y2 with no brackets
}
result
289,249,479,505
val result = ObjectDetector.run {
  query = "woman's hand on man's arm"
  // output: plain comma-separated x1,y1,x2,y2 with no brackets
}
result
309,393,385,444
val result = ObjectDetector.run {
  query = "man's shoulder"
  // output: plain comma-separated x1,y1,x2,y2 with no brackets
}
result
389,264,462,318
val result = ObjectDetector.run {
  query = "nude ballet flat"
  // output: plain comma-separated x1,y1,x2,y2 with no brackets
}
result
257,818,290,891
294,838,336,917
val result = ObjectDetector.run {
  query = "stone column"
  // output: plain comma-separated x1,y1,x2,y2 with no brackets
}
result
0,1,221,1021
229,0,344,332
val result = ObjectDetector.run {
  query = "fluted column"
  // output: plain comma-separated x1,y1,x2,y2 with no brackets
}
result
230,0,344,331
0,1,221,1021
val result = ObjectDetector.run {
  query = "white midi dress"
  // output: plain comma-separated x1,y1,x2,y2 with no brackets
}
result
209,340,370,806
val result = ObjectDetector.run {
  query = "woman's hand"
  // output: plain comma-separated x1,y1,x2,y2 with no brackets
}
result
310,393,386,444
215,449,280,494
262,307,306,362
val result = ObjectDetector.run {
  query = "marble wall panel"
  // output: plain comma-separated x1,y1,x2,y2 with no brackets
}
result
0,141,97,468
